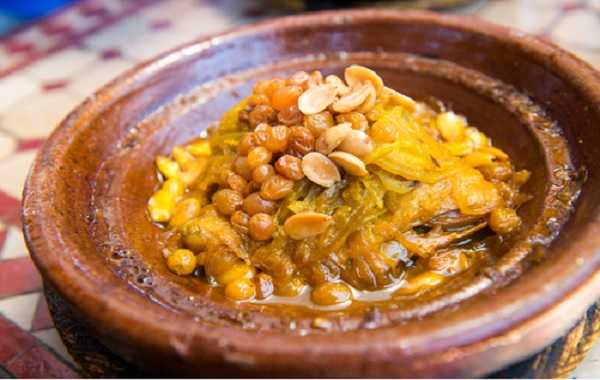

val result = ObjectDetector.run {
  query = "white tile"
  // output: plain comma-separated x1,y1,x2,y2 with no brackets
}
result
1,227,28,259
551,9,600,49
0,74,38,111
24,48,98,82
0,150,37,199
0,91,82,139
69,58,134,96
0,292,39,330
476,0,560,33
82,16,148,52
33,328,76,366
0,130,16,160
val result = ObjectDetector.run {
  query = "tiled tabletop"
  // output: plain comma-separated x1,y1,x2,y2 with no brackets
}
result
0,0,599,377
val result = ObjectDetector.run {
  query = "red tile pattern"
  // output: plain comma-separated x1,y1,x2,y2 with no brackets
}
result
0,0,598,378
0,257,42,299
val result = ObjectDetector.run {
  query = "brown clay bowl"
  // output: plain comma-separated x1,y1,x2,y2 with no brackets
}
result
22,9,600,378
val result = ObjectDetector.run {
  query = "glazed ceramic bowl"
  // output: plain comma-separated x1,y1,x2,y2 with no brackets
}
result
23,9,600,377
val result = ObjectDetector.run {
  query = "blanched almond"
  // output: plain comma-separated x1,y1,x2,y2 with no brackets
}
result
338,129,374,157
298,84,337,115
331,83,372,113
384,86,416,111
315,123,352,155
329,151,368,176
284,212,332,239
302,152,341,187
355,83,377,113
345,65,384,95
325,75,350,96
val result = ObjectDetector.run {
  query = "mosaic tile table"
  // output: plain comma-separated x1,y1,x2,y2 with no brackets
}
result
0,0,599,377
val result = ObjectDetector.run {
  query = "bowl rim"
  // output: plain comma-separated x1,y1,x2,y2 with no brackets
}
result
22,8,600,377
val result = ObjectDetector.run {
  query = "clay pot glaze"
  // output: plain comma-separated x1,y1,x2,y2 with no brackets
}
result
22,9,600,377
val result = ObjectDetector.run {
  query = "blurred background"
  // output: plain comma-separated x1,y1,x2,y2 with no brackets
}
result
0,0,599,378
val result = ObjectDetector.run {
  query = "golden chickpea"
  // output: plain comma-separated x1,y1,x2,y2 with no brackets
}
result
183,233,205,252
232,155,253,181
336,112,369,131
253,123,270,145
370,121,397,143
274,277,305,297
225,171,248,196
248,213,275,241
217,263,256,285
252,164,275,184
169,198,201,228
230,210,249,234
278,104,303,126
238,133,259,155
248,93,270,106
260,175,295,200
311,282,352,306
275,155,304,180
264,125,290,153
479,162,513,182
264,78,286,99
248,104,277,127
167,249,197,276
436,111,467,142
212,189,243,216
287,126,315,156
272,85,304,111
245,180,262,194
489,207,522,235
243,192,277,215
304,111,334,138
247,146,273,169
225,278,256,301
254,273,275,299
307,70,323,87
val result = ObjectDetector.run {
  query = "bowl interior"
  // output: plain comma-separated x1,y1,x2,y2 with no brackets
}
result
24,10,600,377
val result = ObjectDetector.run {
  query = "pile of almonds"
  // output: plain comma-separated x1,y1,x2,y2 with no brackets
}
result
211,65,415,242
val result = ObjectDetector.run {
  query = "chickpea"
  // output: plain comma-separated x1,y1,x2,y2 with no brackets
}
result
311,282,352,306
148,189,176,223
277,104,304,126
275,155,304,180
248,213,275,241
248,93,270,106
370,121,397,143
183,233,205,252
225,278,256,301
232,156,253,181
212,189,243,216
243,192,277,215
304,111,334,138
274,277,305,297
272,85,304,111
247,146,273,169
264,125,290,153
253,123,270,145
489,207,522,235
225,171,248,196
238,133,258,155
479,161,513,182
436,111,467,142
336,112,369,131
260,175,295,200
263,78,286,99
254,273,275,299
230,210,249,233
287,126,315,156
217,263,256,285
167,249,197,276
248,104,277,127
169,198,201,228
245,180,262,194
252,164,275,184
